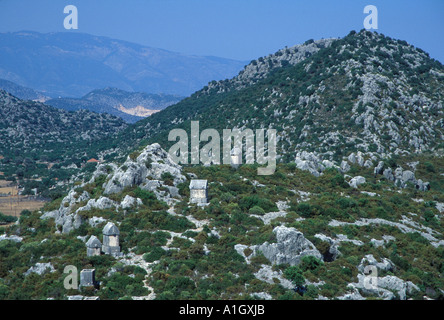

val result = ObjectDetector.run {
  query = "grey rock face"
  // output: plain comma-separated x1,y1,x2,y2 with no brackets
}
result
356,153,365,167
402,170,416,184
76,197,117,213
357,254,394,274
253,265,294,289
103,143,185,195
67,295,85,300
88,216,107,228
348,152,366,167
313,234,341,261
39,189,91,233
374,161,384,175
24,263,55,276
435,202,444,213
340,160,351,173
364,159,373,168
0,234,23,243
120,195,143,209
348,153,357,164
101,143,186,206
250,226,322,266
251,292,273,300
370,238,385,248
383,168,394,181
349,274,419,300
348,176,366,188
379,165,430,191
338,288,365,300
73,213,84,230
342,255,419,300
293,151,338,177
415,179,430,192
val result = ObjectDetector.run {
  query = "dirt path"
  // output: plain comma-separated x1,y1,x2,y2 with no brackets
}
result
118,252,157,300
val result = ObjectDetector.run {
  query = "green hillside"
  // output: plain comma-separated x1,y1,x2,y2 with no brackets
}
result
116,30,443,164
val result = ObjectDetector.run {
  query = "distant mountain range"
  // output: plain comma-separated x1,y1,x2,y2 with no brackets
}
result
0,31,247,98
0,78,49,102
0,79,184,123
45,87,184,123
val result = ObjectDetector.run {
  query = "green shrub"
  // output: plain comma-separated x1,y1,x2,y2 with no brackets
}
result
157,291,175,300
336,197,357,209
161,172,174,186
132,187,158,206
165,276,195,294
296,203,312,218
249,206,266,215
299,256,324,272
424,162,435,173
0,212,18,224
330,174,349,188
284,266,305,286
129,151,141,161
143,247,167,262
239,195,277,212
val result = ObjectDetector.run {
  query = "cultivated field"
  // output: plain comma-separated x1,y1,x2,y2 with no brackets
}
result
0,197,47,218
0,180,47,218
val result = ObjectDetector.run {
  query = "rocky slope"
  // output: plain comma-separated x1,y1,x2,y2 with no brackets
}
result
118,30,443,169
40,143,185,234
1,142,441,300
0,90,127,161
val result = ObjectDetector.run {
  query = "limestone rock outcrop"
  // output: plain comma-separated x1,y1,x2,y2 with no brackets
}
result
236,226,322,266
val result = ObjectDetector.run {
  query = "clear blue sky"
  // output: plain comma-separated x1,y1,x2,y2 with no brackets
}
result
0,0,443,62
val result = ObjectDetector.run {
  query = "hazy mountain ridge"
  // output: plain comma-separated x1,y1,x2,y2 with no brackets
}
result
45,87,184,123
0,31,247,97
0,78,49,102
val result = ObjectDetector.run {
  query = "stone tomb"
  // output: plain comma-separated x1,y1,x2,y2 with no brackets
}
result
230,147,242,168
86,235,102,257
189,179,208,205
102,222,122,257
80,269,96,287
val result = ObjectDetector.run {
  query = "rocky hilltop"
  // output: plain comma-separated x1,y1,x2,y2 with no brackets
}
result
121,30,443,168
40,143,186,234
